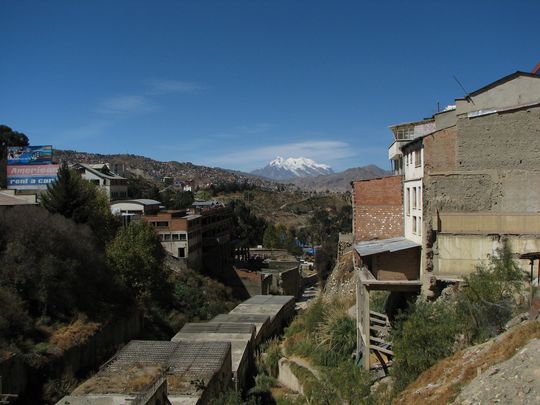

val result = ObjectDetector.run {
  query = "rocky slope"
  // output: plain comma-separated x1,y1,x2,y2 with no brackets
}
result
394,320,540,405
288,164,390,192
55,150,288,191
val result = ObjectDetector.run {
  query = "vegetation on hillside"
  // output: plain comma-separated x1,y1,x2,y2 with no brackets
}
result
0,130,237,365
391,241,527,394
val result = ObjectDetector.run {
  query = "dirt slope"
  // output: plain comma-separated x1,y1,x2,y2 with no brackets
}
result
394,321,540,405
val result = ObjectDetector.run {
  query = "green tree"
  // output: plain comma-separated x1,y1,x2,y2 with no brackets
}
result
0,206,120,319
263,223,278,249
41,162,119,242
106,221,171,302
0,124,29,188
227,199,267,245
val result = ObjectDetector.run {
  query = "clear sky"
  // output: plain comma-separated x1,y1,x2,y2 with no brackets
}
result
1,1,539,172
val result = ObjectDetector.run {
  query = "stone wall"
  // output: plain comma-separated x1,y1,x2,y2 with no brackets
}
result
352,176,403,241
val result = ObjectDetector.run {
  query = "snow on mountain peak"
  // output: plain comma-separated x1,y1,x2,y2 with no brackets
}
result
251,156,334,180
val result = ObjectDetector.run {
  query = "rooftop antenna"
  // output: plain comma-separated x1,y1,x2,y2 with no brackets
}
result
453,75,475,104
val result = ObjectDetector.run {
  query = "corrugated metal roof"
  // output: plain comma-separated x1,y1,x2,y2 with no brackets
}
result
354,237,419,256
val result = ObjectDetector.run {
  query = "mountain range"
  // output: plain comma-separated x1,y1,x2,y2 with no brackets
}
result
287,164,390,192
54,150,388,193
250,156,334,180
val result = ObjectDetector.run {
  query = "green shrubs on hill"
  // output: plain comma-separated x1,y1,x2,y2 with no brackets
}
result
391,240,527,394
283,298,372,404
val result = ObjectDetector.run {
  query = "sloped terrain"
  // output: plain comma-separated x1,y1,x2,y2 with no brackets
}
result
394,321,540,405
288,164,390,192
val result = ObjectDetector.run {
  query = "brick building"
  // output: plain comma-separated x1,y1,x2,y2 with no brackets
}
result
351,176,403,241
354,67,540,370
143,210,203,270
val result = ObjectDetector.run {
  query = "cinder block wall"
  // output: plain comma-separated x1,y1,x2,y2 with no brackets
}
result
352,176,403,241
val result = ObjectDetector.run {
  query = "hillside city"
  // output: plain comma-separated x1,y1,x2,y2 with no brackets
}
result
2,2,540,404
1,64,540,404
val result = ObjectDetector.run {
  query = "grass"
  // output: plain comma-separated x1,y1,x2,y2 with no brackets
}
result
394,321,540,405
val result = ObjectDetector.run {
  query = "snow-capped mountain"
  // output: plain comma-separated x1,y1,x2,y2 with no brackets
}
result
251,156,334,180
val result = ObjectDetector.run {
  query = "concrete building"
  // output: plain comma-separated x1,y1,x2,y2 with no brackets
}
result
172,323,255,392
422,71,540,292
143,210,203,270
0,189,37,207
73,163,128,201
56,340,232,405
111,199,161,216
353,68,540,370
210,313,271,347
192,202,233,276
229,295,295,340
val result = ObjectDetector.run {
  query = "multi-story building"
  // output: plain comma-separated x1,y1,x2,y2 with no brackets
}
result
354,66,540,370
143,209,203,270
193,202,233,276
73,163,128,200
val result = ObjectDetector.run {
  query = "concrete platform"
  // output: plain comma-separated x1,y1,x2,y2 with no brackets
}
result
57,340,231,405
172,323,255,392
229,295,296,338
210,313,271,346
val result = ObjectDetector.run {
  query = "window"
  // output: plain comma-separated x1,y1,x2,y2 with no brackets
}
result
172,234,179,241
417,216,422,236
417,187,422,209
178,247,186,258
414,149,421,167
156,221,169,227
163,234,171,241
412,216,417,234
406,188,410,215
179,233,187,241
412,187,417,209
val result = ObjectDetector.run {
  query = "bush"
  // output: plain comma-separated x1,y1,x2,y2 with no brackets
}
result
459,241,526,342
391,299,464,392
391,240,526,393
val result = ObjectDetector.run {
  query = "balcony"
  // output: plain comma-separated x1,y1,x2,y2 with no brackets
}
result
388,140,407,160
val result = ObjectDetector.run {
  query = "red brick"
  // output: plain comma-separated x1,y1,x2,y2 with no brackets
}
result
352,176,403,241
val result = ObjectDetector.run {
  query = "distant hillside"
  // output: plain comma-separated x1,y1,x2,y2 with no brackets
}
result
55,150,288,191
287,164,390,192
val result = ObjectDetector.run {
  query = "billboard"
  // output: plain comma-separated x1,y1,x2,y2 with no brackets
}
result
6,164,59,190
7,145,53,165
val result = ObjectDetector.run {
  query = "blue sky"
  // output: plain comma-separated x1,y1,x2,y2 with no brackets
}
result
1,1,539,172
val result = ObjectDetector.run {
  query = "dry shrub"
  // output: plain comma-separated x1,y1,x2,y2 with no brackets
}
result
48,317,101,352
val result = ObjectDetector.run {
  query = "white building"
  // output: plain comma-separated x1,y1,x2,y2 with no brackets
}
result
73,163,128,201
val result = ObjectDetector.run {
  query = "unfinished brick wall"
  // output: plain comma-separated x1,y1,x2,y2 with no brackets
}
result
422,105,540,277
352,176,403,241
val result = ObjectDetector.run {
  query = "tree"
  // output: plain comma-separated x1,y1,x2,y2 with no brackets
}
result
0,206,120,319
263,224,278,249
0,124,29,188
41,162,119,242
106,221,171,303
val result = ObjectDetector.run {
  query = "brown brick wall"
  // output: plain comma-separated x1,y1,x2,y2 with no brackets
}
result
352,176,403,241
423,126,457,173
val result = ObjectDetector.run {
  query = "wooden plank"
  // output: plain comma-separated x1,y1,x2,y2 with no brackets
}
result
370,324,386,333
369,310,387,319
370,317,387,326
370,345,394,356
370,336,391,345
